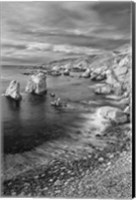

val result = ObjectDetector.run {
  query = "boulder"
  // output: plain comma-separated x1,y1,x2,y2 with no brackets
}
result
91,73,106,81
72,60,87,72
52,66,60,71
105,70,118,85
94,84,113,95
105,70,125,96
51,98,62,107
51,98,67,108
81,68,91,78
97,106,129,124
113,83,124,96
63,69,70,76
91,67,107,81
118,55,130,68
51,70,61,76
5,80,22,101
25,72,47,95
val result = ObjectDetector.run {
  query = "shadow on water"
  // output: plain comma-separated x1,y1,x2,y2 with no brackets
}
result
2,73,100,155
26,93,47,106
3,126,70,154
3,94,77,154
5,97,21,110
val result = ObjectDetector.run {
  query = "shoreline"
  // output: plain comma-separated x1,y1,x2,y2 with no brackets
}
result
2,44,132,198
3,121,131,198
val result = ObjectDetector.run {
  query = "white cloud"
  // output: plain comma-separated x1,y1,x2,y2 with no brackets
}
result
27,43,52,51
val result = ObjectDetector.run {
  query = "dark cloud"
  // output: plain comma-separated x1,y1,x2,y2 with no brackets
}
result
91,2,131,35
2,43,27,50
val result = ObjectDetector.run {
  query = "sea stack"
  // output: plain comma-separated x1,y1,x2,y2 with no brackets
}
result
5,80,22,101
25,72,47,95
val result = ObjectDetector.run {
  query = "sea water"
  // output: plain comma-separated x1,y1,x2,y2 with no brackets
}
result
1,65,108,180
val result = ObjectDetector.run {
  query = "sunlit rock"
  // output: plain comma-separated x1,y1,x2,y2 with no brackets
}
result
124,105,130,114
25,72,47,95
81,68,91,78
91,67,107,81
51,98,62,107
72,60,88,72
51,68,61,76
105,70,125,96
5,80,22,101
105,70,118,85
94,84,113,95
52,66,60,71
63,68,70,76
91,73,106,81
97,106,128,124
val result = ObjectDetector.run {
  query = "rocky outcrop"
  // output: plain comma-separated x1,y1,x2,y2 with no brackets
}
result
5,80,22,101
91,73,106,81
105,70,118,85
51,71,61,76
94,84,113,95
93,50,131,99
51,98,63,107
97,106,129,124
52,66,60,71
81,68,91,78
25,72,47,95
124,105,130,114
63,69,70,76
91,67,107,81
49,66,61,76
72,60,88,72
106,53,131,96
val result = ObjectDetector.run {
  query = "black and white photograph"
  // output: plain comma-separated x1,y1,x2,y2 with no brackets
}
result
1,1,133,198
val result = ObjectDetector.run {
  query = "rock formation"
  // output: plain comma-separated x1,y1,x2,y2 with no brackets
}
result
97,106,129,124
81,68,91,78
5,80,22,101
25,72,47,95
63,69,70,76
91,67,107,81
94,84,113,95
51,71,61,76
51,98,62,107
124,105,130,115
72,60,87,72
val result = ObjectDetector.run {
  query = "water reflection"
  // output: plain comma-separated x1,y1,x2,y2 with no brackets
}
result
2,74,97,154
5,97,21,110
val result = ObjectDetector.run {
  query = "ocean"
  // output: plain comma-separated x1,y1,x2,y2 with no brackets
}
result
1,65,107,180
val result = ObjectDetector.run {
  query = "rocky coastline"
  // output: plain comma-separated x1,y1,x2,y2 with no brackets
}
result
2,44,132,198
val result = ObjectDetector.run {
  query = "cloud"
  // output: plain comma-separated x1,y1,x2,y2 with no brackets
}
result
27,43,52,52
91,2,131,37
1,1,132,65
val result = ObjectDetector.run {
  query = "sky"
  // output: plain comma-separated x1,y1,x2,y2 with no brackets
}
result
1,1,132,66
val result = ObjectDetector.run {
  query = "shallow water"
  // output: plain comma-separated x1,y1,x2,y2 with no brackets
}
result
1,66,102,154
1,66,110,180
